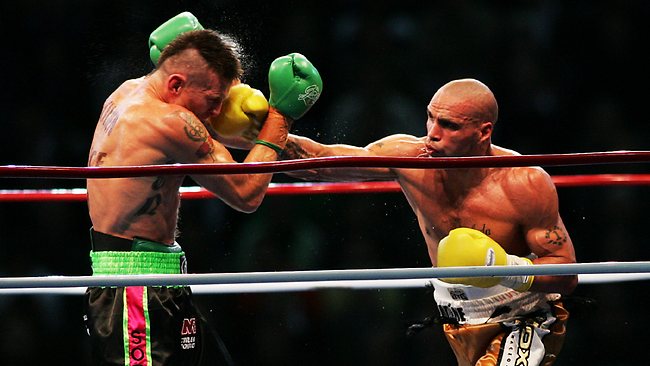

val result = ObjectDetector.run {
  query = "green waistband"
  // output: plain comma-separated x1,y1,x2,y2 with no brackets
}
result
132,238,184,253
90,251,186,275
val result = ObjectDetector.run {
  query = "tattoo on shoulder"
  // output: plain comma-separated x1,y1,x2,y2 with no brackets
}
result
545,225,567,246
99,100,119,135
179,112,217,160
180,112,208,142
195,140,216,159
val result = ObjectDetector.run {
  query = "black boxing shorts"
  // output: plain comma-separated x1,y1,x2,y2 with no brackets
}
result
83,229,223,365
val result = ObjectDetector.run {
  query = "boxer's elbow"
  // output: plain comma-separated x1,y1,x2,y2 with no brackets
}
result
232,188,265,213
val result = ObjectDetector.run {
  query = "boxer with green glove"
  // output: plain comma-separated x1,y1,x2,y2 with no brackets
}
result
268,53,323,121
437,227,534,292
239,53,322,154
148,15,322,152
206,52,322,154
149,11,203,65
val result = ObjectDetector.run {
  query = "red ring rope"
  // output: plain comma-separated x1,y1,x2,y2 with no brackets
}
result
1,174,648,202
0,151,648,179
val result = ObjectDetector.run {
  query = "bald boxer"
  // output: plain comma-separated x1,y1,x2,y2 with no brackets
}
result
283,79,576,366
84,14,322,365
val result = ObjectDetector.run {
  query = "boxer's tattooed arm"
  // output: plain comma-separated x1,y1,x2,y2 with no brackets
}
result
180,112,217,161
135,176,165,216
281,140,313,160
195,139,216,160
544,225,567,246
181,112,208,142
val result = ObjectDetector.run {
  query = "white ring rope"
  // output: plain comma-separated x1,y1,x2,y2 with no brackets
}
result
1,273,649,296
0,261,649,295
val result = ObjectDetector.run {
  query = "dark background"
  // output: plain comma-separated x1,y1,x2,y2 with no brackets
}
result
1,1,649,365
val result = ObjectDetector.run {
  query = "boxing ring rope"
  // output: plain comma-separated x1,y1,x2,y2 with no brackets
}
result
1,262,650,295
1,150,649,179
1,150,649,294
1,174,649,202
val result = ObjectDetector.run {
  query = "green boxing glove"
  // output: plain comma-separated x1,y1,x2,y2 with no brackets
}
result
268,53,323,120
149,11,203,65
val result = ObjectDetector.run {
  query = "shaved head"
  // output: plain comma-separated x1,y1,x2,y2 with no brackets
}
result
431,78,499,125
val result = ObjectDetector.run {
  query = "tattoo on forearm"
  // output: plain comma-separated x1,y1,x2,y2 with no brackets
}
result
99,101,119,135
135,176,165,216
281,141,313,160
545,225,567,246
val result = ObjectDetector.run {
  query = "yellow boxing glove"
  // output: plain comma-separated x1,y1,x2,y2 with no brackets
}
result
437,227,534,292
209,83,269,140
